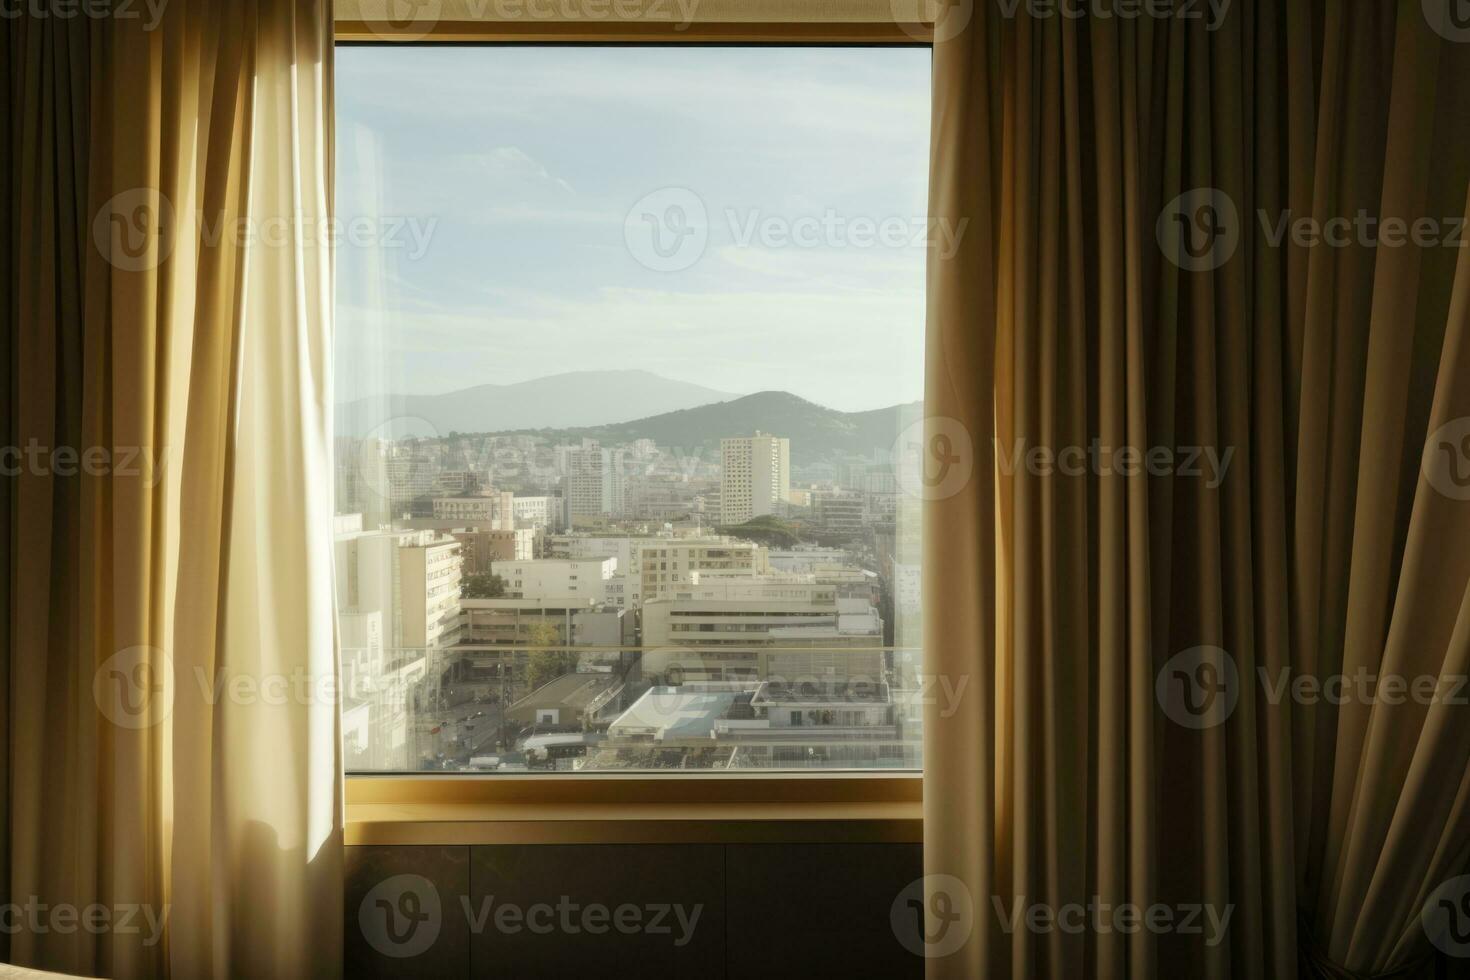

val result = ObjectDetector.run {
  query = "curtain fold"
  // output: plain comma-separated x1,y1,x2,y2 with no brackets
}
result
924,2,1470,978
3,3,342,978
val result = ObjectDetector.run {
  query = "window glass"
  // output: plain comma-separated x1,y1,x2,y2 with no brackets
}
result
335,45,931,773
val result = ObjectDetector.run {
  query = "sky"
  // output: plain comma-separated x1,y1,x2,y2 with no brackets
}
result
335,45,932,413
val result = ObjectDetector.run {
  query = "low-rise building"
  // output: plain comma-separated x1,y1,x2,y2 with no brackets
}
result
601,680,916,769
640,581,883,685
491,557,617,603
453,527,535,573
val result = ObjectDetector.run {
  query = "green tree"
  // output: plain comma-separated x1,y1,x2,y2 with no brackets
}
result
524,621,576,692
461,572,506,599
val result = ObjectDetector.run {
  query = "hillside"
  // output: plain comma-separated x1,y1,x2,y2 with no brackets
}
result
337,370,741,437
496,391,924,465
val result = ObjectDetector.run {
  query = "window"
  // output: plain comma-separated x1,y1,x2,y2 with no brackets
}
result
335,45,930,774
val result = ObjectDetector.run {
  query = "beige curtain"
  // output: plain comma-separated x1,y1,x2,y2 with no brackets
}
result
924,2,1470,978
4,3,342,977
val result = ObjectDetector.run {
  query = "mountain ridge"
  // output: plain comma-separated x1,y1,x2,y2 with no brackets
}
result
488,390,924,465
337,369,742,437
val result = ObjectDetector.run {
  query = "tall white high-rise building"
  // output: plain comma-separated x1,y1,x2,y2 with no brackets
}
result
566,445,626,525
720,432,790,525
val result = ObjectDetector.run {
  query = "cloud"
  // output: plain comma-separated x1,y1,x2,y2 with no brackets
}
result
334,46,930,413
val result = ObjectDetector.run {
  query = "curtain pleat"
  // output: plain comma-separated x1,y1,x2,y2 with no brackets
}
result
925,2,1470,978
3,3,342,977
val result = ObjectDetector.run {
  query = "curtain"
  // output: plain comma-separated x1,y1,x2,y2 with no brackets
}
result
3,3,342,978
923,2,1470,978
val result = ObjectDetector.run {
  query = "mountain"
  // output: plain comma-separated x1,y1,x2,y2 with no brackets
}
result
496,391,925,465
337,370,741,437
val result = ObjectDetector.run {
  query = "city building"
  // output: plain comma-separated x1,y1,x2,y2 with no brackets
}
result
814,490,865,536
626,475,702,521
565,445,626,525
600,680,915,769
460,597,632,651
636,538,763,602
511,495,561,530
453,527,535,573
640,581,883,685
491,557,617,603
334,516,464,650
719,432,790,525
432,493,512,523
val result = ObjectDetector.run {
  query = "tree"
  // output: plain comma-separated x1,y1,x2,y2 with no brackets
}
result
525,621,576,692
461,572,506,599
717,515,806,549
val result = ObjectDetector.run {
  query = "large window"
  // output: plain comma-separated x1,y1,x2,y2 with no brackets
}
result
334,45,931,773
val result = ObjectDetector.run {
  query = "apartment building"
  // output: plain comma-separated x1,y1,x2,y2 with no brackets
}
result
511,495,561,530
433,469,484,496
565,445,626,525
636,538,764,602
814,490,865,536
453,527,535,573
626,474,702,521
432,492,514,523
602,680,915,769
491,557,617,603
640,581,883,684
333,518,464,651
719,432,790,525
461,597,631,649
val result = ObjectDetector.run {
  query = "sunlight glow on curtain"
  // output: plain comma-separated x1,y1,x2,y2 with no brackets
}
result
3,3,342,977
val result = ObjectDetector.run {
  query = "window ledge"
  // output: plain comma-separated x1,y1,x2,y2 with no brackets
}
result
345,774,922,844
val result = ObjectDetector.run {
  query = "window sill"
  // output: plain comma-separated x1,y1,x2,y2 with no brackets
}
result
345,773,922,845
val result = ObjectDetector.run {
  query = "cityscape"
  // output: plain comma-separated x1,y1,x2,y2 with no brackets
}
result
333,371,925,772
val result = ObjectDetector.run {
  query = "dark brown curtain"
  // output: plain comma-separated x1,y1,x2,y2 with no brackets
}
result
922,2,1470,978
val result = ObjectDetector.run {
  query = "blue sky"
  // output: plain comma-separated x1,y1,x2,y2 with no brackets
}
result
335,45,931,413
